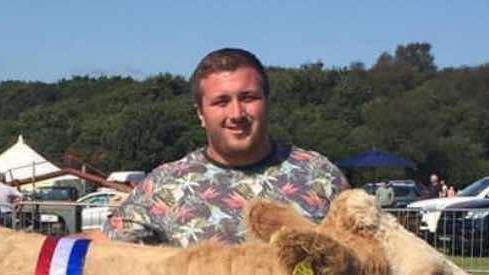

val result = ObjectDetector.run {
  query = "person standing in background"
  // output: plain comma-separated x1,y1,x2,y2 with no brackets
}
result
428,174,442,198
439,180,448,197
375,181,395,207
0,173,22,227
447,186,457,197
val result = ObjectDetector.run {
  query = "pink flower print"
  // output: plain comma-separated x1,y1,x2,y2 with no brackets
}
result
291,150,313,161
301,191,325,209
200,187,219,202
109,214,123,230
140,179,154,198
223,192,248,209
280,183,299,197
150,198,170,215
176,207,195,223
174,162,191,177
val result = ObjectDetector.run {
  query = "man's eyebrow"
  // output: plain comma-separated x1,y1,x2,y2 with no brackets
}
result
211,94,230,101
240,89,263,95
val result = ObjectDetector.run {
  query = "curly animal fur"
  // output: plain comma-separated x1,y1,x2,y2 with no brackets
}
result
245,198,316,241
272,228,364,275
246,197,390,274
0,226,286,275
0,226,371,275
0,189,466,275
247,189,468,275
329,189,467,275
0,205,366,275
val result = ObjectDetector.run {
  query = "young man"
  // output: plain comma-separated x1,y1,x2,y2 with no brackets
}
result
375,181,395,208
103,48,349,246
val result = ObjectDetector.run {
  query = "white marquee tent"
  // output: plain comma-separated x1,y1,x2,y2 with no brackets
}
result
0,135,72,182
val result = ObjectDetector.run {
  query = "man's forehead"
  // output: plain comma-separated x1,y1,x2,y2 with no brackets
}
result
200,68,262,89
201,66,261,80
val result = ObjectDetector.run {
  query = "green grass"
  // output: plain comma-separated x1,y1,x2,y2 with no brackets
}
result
450,256,489,274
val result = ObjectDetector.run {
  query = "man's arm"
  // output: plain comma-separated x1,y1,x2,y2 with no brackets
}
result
313,153,350,200
102,175,168,245
388,188,395,205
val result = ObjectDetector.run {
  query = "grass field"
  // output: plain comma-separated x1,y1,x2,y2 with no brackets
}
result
450,256,489,274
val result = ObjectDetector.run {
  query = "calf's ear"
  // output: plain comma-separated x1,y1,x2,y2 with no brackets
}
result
244,199,315,242
271,228,362,275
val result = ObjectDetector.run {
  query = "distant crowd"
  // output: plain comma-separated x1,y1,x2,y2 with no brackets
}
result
424,173,457,199
374,173,458,208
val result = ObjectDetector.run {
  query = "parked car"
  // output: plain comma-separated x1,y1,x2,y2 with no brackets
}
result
436,199,489,255
362,180,422,208
408,176,489,233
76,189,128,231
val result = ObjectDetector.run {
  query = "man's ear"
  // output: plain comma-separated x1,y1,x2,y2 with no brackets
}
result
195,104,206,128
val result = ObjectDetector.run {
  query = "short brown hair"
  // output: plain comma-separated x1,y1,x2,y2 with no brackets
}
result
191,48,269,107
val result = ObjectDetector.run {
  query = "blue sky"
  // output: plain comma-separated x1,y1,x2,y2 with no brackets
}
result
1,0,488,82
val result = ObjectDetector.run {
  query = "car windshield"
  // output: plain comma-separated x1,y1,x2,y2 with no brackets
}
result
458,178,489,197
392,186,417,197
79,195,111,204
34,188,77,201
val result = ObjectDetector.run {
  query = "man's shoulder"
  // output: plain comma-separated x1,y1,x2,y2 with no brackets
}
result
286,145,334,166
150,148,207,176
285,144,350,188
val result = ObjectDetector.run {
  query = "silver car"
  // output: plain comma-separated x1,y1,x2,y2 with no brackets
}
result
76,190,128,231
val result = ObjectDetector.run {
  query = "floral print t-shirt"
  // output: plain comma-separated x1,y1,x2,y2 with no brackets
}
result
103,143,349,247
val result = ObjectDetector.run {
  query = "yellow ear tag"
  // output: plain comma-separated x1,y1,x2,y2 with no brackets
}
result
291,258,314,275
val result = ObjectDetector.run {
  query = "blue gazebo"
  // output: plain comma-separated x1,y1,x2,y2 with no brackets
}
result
336,149,416,169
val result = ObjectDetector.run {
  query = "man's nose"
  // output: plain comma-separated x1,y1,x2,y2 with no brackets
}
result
229,100,246,120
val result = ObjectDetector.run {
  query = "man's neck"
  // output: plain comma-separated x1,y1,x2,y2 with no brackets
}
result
205,139,273,168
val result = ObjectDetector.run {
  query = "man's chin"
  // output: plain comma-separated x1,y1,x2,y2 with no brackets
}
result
223,143,254,155
219,139,258,155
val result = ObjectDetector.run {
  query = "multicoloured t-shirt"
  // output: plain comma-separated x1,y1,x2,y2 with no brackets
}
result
103,143,349,247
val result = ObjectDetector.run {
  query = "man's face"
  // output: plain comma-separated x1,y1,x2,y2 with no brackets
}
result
197,66,268,160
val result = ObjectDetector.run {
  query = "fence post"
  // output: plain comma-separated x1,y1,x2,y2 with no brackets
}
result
74,204,83,233
11,206,17,230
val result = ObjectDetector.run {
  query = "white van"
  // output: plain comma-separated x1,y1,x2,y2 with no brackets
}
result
106,171,146,184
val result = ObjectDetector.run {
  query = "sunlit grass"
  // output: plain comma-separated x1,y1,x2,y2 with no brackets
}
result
450,256,489,274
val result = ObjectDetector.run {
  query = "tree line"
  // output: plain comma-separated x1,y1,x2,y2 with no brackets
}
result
1,42,489,188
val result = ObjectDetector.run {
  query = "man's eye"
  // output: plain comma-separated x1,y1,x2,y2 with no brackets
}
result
212,100,228,106
242,95,260,102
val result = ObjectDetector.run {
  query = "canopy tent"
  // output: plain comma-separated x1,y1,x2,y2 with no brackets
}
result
0,135,74,182
336,149,416,169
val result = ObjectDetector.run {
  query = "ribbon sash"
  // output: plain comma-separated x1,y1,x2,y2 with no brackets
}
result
35,236,91,275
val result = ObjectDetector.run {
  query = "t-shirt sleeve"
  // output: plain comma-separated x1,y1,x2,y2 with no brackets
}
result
315,154,350,199
102,173,167,244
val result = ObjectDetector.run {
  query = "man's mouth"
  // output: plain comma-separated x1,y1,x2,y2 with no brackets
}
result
226,124,251,134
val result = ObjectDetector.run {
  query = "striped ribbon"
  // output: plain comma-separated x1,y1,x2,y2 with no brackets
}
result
34,236,91,275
